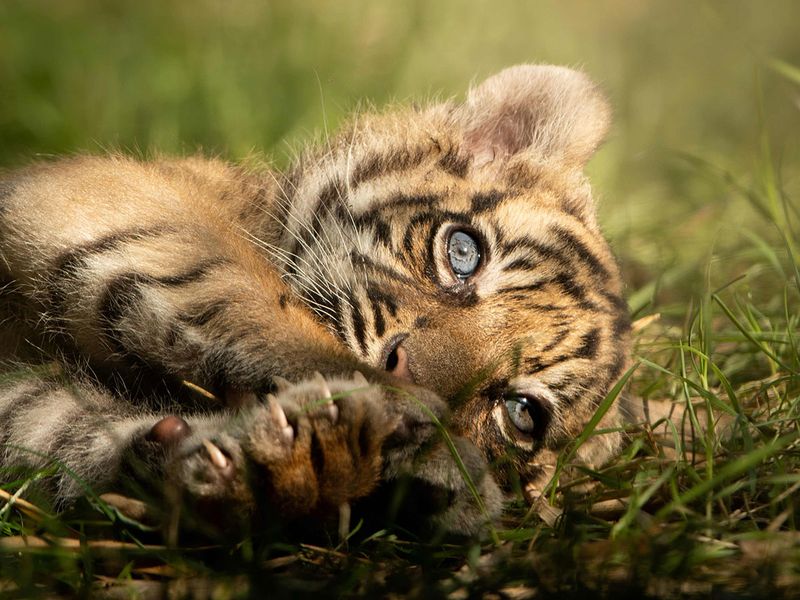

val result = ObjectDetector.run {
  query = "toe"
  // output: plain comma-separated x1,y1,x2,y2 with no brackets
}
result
147,415,192,447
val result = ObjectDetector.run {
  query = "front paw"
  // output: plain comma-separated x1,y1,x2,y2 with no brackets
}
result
168,373,393,529
376,435,504,538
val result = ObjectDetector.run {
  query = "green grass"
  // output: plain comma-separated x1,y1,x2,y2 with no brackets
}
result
2,0,800,597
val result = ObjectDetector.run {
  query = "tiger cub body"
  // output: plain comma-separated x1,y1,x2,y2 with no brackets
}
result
0,65,630,536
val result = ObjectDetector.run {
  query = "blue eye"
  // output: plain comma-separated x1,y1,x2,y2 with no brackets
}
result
447,230,481,279
504,396,535,433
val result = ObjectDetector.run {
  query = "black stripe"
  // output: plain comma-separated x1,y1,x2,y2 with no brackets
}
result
367,289,386,338
503,162,542,189
520,351,578,378
366,286,399,339
312,180,340,238
303,286,337,324
349,210,393,249
437,148,470,178
51,225,174,283
403,212,438,255
98,260,225,343
502,257,540,273
549,225,609,278
154,258,229,287
351,147,428,187
367,286,398,318
389,193,443,212
349,251,412,285
497,282,547,295
179,299,230,327
498,235,568,265
357,194,444,236
98,273,148,348
541,329,568,353
372,218,392,248
551,272,599,311
348,295,368,355
607,351,627,382
523,356,547,374
329,295,348,342
470,191,507,213
603,291,629,312
48,225,174,309
523,302,564,312
575,328,601,360
612,312,632,337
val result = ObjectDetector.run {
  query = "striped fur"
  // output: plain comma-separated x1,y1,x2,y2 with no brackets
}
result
0,65,629,533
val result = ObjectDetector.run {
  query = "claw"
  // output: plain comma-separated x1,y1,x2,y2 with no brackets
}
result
312,371,332,399
267,394,295,443
352,370,368,386
327,402,339,422
273,376,292,393
202,439,229,469
310,372,336,420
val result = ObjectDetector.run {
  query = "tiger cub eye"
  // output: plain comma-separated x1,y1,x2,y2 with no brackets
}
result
447,230,481,278
505,396,535,434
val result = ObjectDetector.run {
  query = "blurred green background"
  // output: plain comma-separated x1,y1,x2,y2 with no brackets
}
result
1,0,798,313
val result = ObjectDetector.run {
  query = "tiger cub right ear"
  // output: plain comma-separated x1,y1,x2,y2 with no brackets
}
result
457,64,611,169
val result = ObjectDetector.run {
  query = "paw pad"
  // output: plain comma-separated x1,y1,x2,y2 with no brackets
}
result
147,415,192,447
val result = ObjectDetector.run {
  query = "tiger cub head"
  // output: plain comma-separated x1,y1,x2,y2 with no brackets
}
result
278,65,631,489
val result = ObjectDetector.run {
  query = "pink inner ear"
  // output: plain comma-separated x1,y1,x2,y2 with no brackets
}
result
464,102,539,167
458,65,611,168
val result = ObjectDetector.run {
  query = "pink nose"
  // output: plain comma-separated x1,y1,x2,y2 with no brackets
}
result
385,342,414,383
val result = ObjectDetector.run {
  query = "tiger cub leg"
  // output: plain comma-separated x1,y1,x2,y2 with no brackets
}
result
0,372,499,537
0,158,360,394
0,372,386,520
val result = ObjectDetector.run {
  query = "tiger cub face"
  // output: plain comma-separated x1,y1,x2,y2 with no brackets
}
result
275,65,630,486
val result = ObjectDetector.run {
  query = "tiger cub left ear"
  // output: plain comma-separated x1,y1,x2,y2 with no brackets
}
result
458,64,611,169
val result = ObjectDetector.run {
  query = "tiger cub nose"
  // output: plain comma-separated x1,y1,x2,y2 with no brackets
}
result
383,335,414,383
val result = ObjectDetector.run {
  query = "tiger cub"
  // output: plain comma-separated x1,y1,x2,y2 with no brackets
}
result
0,65,630,537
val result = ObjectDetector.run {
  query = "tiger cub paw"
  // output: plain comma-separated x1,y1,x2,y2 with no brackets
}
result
168,373,392,527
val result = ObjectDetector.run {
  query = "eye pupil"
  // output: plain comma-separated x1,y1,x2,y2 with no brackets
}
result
447,230,480,278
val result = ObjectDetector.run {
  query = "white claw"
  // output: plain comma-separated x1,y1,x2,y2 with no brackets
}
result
273,376,292,393
312,371,332,399
202,439,228,469
327,402,339,422
268,395,294,443
352,371,368,386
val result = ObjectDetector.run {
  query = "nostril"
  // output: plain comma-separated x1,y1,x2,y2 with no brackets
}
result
382,335,414,383
385,347,399,372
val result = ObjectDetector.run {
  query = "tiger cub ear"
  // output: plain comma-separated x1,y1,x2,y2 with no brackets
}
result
458,64,611,168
